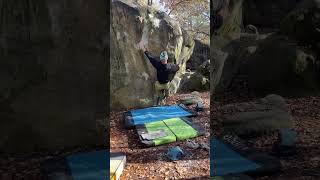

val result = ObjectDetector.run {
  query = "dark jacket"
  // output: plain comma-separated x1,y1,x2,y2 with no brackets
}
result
144,51,180,84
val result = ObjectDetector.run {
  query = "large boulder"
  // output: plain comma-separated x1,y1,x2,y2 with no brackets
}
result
196,60,210,78
111,1,195,109
216,0,244,41
0,0,108,154
179,71,210,92
280,0,320,47
214,34,320,97
211,48,228,96
243,0,302,28
219,94,294,136
187,40,210,71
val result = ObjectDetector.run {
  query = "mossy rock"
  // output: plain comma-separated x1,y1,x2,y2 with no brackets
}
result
215,34,320,97
111,1,195,109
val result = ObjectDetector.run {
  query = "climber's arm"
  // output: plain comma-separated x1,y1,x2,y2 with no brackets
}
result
167,63,180,74
144,51,160,69
171,64,180,73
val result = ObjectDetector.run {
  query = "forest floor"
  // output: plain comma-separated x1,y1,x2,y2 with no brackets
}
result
0,144,105,180
1,93,318,180
211,94,320,180
110,91,210,179
0,92,210,180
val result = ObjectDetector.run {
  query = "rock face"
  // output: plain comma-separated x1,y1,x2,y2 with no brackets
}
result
111,1,195,109
179,59,210,92
211,48,228,96
280,0,320,46
187,40,209,71
243,0,302,28
213,35,319,97
212,0,320,98
179,71,210,92
179,91,203,105
219,94,294,136
0,0,108,154
216,0,244,41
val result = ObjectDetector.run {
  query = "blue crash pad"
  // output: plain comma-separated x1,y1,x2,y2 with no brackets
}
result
211,138,260,176
130,105,193,125
66,150,108,180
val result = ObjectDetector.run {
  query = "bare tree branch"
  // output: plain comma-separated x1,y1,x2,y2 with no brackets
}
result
168,0,193,15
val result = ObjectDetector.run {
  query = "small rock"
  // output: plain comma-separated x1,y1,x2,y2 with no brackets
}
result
167,146,184,161
186,140,200,149
199,142,210,151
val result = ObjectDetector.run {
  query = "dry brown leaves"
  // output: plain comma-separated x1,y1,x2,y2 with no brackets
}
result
110,91,210,179
212,95,320,180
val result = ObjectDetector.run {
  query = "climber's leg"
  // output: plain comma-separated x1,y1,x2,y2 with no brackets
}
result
154,81,163,106
154,81,169,106
160,83,171,105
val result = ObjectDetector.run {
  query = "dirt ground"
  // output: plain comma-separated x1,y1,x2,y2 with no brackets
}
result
211,95,320,180
110,92,210,179
0,146,105,180
1,93,318,180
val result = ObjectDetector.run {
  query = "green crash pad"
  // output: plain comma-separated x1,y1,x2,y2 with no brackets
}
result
163,118,198,141
145,121,176,146
136,117,204,146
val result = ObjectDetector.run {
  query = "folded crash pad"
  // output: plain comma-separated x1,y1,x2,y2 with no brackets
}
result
41,150,108,180
136,117,205,146
110,153,126,180
123,104,195,128
211,138,281,177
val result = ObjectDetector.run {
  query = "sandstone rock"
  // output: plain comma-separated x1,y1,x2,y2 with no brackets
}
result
243,0,301,28
211,47,228,96
219,94,294,136
179,91,202,105
214,35,320,97
179,72,209,92
187,40,210,71
217,0,244,42
111,1,195,109
0,0,108,154
196,60,210,78
212,0,225,12
280,0,320,46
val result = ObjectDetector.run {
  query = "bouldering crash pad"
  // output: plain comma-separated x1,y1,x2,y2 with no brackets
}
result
136,117,205,146
123,104,196,128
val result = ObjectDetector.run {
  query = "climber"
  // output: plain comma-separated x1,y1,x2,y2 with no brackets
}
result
140,44,180,105
148,0,152,6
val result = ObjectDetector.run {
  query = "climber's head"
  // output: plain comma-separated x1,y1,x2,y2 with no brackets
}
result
160,51,168,64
